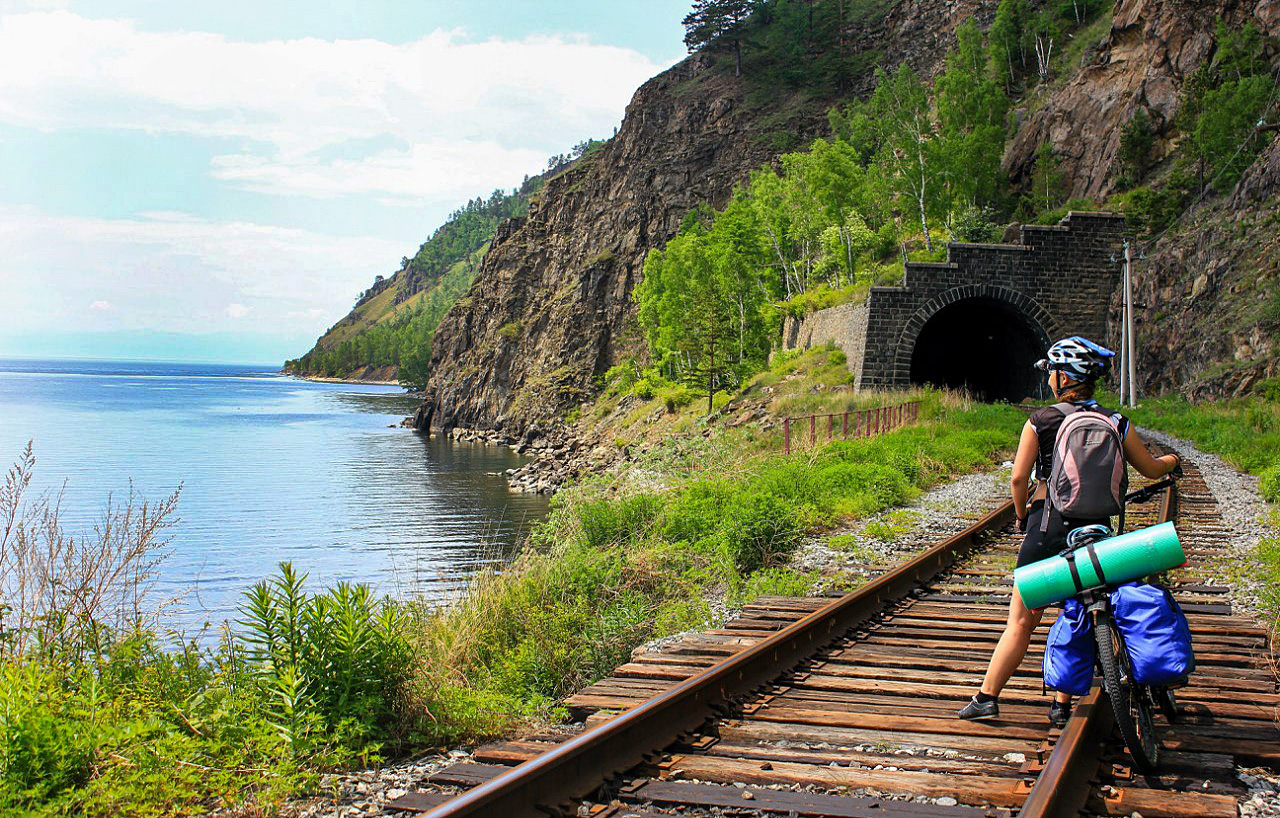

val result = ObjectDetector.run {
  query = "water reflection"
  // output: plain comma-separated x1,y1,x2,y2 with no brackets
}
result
0,359,548,635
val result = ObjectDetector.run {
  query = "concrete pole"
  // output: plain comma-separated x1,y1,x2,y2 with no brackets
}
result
1124,240,1137,408
1118,243,1128,404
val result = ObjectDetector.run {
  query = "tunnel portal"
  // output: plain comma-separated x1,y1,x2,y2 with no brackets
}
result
909,297,1047,403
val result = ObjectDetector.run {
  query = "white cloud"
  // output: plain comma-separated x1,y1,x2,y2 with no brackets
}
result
0,205,403,337
0,11,666,200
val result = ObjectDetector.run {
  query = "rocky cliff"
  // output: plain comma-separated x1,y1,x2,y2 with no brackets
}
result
1128,134,1280,398
419,1,999,436
1004,0,1278,198
997,0,1278,396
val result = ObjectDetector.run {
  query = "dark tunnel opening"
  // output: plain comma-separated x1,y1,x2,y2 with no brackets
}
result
909,297,1048,403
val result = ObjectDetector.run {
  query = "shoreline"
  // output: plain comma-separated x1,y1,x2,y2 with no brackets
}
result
281,372,403,387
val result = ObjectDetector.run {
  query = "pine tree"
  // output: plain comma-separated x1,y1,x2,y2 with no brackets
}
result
682,0,752,76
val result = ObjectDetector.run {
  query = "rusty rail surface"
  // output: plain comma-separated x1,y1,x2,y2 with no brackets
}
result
782,400,921,455
416,500,1015,818
1018,477,1179,818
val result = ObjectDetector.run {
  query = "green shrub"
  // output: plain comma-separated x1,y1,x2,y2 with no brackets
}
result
1261,464,1280,504
576,493,664,548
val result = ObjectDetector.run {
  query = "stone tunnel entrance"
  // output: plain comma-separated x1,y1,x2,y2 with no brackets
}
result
909,297,1048,403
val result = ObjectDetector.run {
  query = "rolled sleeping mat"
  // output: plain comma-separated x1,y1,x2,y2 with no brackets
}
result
1014,521,1185,610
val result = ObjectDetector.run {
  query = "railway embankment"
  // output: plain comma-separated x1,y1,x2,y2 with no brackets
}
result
380,451,1280,818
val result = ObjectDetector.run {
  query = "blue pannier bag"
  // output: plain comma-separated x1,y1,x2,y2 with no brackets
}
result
1044,597,1096,695
1111,581,1195,685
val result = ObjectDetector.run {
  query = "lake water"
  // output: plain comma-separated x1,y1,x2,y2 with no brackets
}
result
0,358,548,634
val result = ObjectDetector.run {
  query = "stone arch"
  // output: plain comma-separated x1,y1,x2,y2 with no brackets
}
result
895,285,1061,402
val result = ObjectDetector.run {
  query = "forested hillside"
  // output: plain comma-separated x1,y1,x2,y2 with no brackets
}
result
416,0,1277,437
283,145,601,386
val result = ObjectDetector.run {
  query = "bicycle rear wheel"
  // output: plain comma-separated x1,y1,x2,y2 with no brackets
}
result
1094,613,1160,772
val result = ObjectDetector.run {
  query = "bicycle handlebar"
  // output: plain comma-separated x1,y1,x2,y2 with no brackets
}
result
1124,474,1178,505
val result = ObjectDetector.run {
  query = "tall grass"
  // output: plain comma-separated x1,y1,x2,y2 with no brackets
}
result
0,446,415,816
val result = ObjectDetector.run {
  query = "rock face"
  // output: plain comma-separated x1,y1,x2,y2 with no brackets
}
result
421,55,794,435
420,2,998,436
1124,135,1280,398
1004,0,1279,199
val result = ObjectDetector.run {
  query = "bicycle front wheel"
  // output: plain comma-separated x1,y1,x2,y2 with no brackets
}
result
1095,613,1160,772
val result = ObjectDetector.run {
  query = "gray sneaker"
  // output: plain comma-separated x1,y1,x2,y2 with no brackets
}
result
958,695,998,720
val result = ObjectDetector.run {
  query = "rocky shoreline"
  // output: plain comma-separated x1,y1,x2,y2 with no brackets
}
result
424,394,775,495
287,373,403,387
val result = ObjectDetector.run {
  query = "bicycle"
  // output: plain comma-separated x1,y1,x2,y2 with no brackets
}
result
1062,472,1181,774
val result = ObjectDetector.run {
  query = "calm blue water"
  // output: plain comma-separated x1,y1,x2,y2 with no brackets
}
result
0,358,548,634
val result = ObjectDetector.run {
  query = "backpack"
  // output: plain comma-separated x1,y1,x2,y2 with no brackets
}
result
1111,581,1196,685
1042,403,1128,532
1043,597,1096,695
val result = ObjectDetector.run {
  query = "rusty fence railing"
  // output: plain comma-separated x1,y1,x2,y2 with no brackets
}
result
782,400,921,455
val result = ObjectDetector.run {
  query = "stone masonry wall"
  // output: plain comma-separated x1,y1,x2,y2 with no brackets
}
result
859,212,1128,389
781,301,871,384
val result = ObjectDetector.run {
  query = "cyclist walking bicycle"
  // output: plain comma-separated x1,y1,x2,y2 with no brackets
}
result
957,336,1181,724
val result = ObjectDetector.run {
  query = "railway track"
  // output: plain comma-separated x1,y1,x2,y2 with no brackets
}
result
388,452,1279,818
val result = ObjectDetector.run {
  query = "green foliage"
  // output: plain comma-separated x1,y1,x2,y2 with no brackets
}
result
0,528,414,816
701,0,892,95
1261,464,1280,505
1186,73,1275,191
638,24,1015,399
286,248,482,387
285,154,581,385
236,564,413,750
990,0,1031,91
1122,19,1277,233
1116,108,1156,189
682,0,751,76
1025,141,1065,217
934,19,1010,219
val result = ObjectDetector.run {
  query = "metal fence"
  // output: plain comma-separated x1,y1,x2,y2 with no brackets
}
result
782,400,921,455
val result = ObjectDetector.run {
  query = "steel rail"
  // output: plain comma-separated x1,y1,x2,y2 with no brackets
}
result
1018,477,1179,818
419,500,1015,818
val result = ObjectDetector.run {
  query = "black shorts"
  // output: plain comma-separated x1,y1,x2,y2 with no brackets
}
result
1016,500,1110,568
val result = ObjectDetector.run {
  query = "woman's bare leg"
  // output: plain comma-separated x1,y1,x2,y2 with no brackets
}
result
980,586,1047,696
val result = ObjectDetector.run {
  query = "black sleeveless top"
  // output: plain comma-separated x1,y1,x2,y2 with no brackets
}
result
1027,400,1130,481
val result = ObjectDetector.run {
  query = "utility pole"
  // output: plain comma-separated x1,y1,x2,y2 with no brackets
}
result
1124,239,1137,408
1115,246,1127,403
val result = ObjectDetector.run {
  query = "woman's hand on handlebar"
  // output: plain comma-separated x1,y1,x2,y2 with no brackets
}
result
1164,454,1182,477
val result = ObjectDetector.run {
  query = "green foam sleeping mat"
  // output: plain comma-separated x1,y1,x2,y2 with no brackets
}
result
1014,521,1185,610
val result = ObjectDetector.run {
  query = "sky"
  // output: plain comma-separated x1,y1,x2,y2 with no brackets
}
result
0,0,691,364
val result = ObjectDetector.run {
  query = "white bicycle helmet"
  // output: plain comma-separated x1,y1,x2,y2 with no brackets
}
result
1065,524,1113,550
1034,336,1115,382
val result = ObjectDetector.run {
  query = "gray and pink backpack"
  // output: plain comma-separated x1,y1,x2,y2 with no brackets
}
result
1042,403,1128,532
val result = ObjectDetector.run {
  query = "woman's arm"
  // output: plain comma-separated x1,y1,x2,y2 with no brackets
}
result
1121,425,1181,479
1011,420,1039,520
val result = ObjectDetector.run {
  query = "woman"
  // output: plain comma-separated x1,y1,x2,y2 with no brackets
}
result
957,336,1180,725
